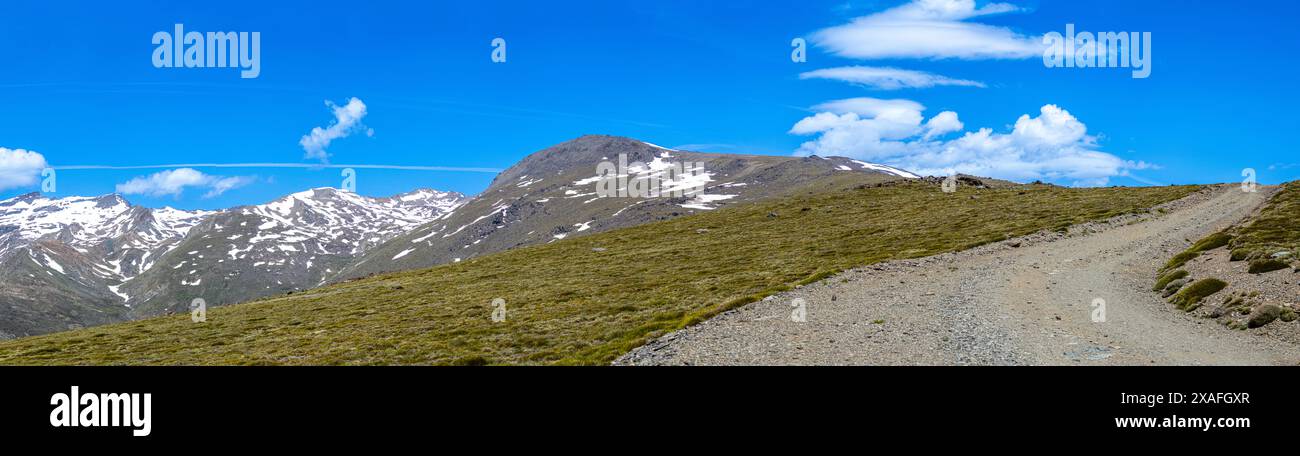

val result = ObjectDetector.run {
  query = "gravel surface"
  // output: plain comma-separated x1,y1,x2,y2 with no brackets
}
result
615,185,1300,366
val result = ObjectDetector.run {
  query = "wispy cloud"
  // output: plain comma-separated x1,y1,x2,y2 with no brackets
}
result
790,98,1151,187
54,163,501,173
0,147,48,191
300,97,372,162
115,168,255,198
670,143,741,153
810,0,1041,60
800,66,986,90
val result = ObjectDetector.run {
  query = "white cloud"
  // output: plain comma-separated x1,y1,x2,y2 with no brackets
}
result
116,168,254,198
922,110,963,139
0,147,49,191
800,66,986,90
791,99,1148,186
299,97,371,162
810,0,1042,60
202,175,257,198
810,97,926,117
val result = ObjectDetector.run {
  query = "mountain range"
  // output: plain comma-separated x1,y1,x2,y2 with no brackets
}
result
0,188,465,338
0,135,917,338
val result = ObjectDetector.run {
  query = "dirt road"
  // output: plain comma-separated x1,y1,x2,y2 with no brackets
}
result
616,185,1300,365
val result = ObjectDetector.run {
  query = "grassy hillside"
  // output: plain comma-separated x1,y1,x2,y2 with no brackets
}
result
0,180,1199,365
1229,182,1300,262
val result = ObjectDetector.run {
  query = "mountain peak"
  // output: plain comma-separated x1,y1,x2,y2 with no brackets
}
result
493,135,674,187
6,192,45,203
93,193,130,208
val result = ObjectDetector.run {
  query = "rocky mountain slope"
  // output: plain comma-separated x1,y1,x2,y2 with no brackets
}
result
336,135,915,280
0,188,465,338
0,194,211,338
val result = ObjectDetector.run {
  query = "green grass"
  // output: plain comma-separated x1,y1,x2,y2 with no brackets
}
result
1170,278,1229,311
0,181,1199,365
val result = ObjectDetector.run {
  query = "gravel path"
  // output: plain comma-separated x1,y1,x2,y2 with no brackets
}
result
616,185,1300,366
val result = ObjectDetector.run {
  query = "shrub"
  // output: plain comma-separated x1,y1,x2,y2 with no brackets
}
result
1190,232,1233,252
1162,251,1200,272
1153,269,1189,291
1229,249,1254,262
1170,278,1228,311
1247,259,1290,274
1280,308,1298,323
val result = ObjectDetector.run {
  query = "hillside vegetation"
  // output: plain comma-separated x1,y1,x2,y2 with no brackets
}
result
1153,183,1298,331
1230,182,1300,262
0,179,1199,365
1156,182,1299,293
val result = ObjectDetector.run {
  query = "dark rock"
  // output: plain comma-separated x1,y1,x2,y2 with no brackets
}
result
1205,306,1225,318
1247,304,1283,328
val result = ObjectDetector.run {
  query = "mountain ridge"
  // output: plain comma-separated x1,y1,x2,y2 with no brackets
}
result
0,187,466,338
334,135,920,280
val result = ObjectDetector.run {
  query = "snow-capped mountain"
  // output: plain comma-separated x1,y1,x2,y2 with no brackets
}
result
337,135,920,279
0,188,465,338
0,193,209,260
117,187,467,317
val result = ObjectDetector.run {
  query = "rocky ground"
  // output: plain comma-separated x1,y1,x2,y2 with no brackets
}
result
616,185,1300,366
1175,239,1299,339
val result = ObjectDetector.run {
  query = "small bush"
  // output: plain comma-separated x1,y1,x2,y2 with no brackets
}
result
1190,232,1233,252
1170,278,1228,311
1248,259,1290,274
1280,308,1298,323
1153,269,1189,291
1162,251,1200,272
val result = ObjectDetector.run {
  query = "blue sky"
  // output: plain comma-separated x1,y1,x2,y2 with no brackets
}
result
0,0,1296,209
